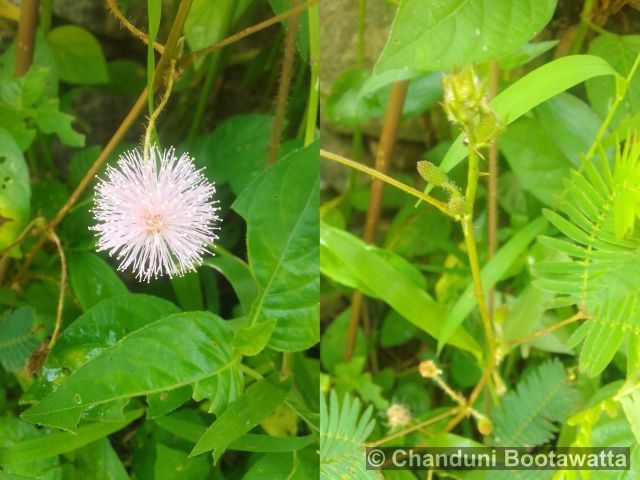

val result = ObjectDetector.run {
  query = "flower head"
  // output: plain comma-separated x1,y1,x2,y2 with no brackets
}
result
92,146,219,282
386,403,411,429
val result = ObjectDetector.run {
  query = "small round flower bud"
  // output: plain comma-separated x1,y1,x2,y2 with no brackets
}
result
419,360,441,379
447,195,467,217
477,418,493,436
386,403,411,429
417,161,448,187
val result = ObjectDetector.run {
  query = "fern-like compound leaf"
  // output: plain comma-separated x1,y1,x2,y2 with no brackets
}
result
320,390,376,480
533,136,640,376
0,307,39,372
491,359,578,447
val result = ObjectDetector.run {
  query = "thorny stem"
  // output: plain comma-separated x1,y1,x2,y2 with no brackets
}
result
179,0,318,69
367,407,460,447
320,150,454,218
267,0,300,165
15,0,39,77
344,81,409,362
508,310,586,347
106,0,165,53
47,230,66,350
144,59,177,162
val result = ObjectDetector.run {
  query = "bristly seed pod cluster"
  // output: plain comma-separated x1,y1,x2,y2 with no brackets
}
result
441,66,503,148
416,160,466,218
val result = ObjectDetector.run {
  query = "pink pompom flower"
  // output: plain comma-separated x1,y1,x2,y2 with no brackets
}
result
91,146,219,282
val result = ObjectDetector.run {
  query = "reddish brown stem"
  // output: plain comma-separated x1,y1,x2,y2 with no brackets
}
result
15,0,39,77
343,81,409,362
267,0,300,165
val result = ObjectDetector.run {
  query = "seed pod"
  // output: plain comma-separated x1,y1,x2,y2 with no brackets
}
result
417,161,448,187
448,195,467,216
477,418,493,436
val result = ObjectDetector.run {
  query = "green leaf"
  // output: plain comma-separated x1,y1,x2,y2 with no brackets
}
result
154,413,317,451
500,117,574,206
46,26,108,85
72,438,129,480
155,443,209,480
498,40,559,70
620,390,640,444
333,357,388,410
0,409,143,465
67,252,128,310
170,272,204,311
325,69,442,126
190,373,291,462
203,255,258,314
587,34,640,128
535,92,601,166
146,385,192,419
232,320,277,356
21,312,238,430
375,0,557,73
103,59,146,96
233,143,320,352
491,360,578,447
438,55,619,175
197,114,275,195
35,98,85,147
0,307,38,372
322,229,427,298
320,221,480,356
185,0,253,68
0,129,30,256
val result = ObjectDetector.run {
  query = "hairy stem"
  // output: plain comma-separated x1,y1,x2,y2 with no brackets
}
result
106,0,164,53
47,230,66,350
508,310,586,347
321,150,453,218
179,0,318,69
15,0,39,77
267,0,300,165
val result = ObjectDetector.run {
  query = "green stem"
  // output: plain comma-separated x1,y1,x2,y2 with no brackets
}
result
462,145,495,372
304,2,319,146
570,0,595,55
186,0,235,148
40,0,52,33
585,52,640,159
464,146,480,216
